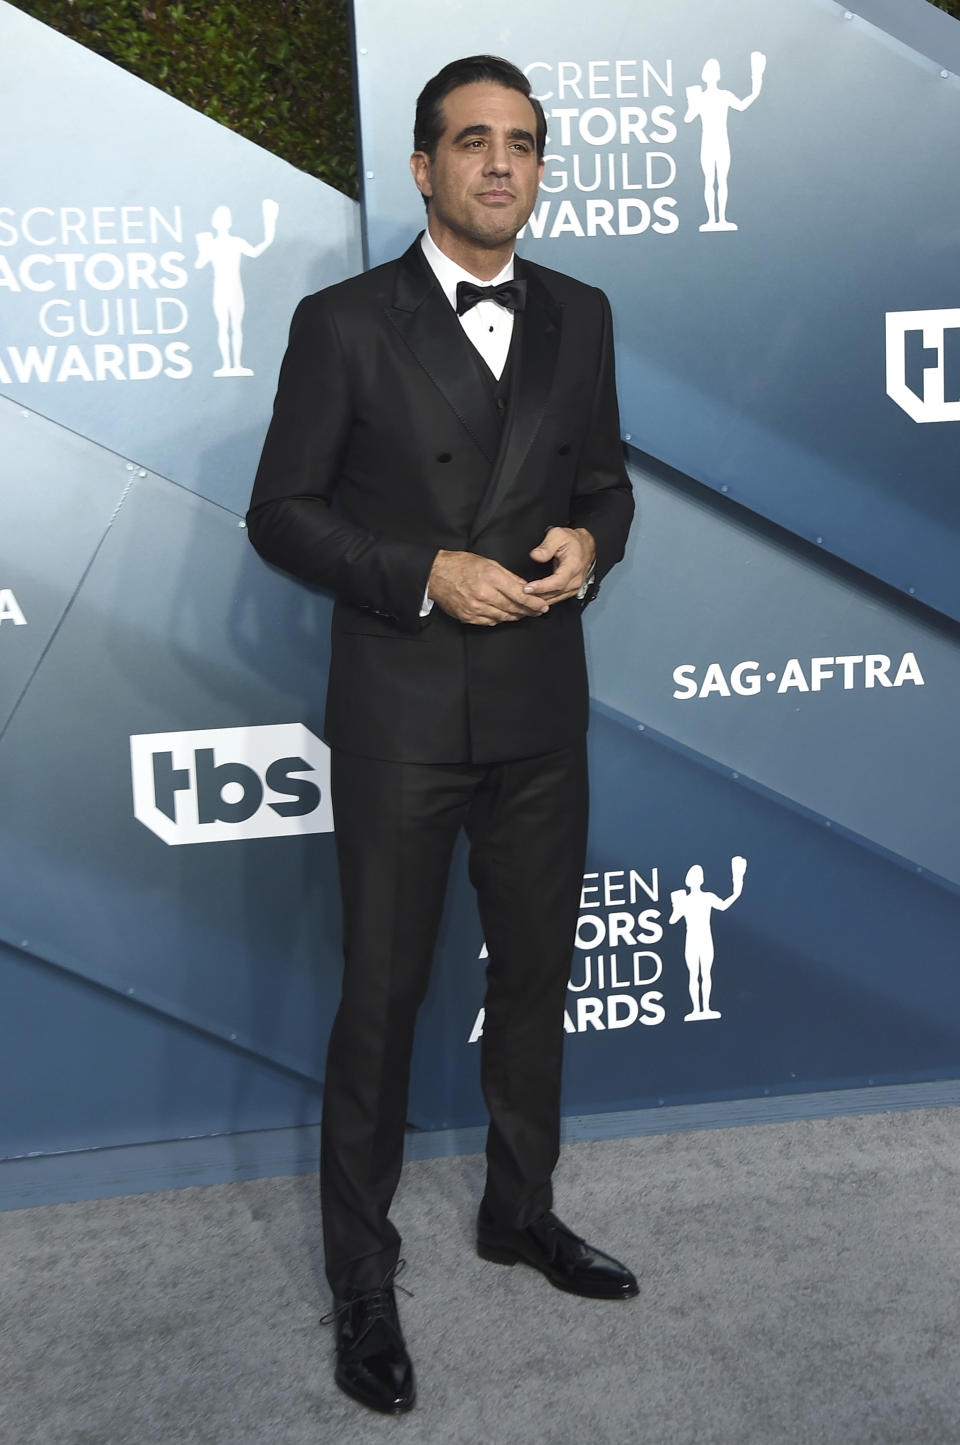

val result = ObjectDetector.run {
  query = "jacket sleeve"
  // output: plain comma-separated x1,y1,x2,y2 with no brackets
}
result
567,289,635,604
245,293,436,632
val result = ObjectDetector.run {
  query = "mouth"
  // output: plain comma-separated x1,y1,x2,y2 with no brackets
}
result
477,189,515,203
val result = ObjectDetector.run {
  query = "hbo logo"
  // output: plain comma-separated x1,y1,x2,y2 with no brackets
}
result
130,724,333,845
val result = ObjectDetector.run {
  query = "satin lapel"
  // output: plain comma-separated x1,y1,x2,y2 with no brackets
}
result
385,241,501,463
470,262,562,540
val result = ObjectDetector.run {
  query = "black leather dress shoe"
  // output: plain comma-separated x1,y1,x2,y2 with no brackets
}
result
324,1284,415,1414
476,1201,639,1300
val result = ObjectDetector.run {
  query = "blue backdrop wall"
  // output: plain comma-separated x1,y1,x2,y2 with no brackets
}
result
2,0,959,1202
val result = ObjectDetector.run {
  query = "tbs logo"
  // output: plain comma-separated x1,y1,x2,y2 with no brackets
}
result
130,724,333,845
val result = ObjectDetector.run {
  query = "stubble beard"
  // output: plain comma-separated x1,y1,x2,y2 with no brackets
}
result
435,197,535,253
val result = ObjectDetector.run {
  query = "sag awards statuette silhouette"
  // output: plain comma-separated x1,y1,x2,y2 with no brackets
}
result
684,53,766,232
194,199,279,376
669,856,747,1021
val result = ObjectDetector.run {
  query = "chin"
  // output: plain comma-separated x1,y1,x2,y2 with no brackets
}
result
472,218,522,247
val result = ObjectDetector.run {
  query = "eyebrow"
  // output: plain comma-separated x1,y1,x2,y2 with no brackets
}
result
451,123,536,147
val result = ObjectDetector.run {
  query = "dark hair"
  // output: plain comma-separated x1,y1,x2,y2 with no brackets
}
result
413,55,547,161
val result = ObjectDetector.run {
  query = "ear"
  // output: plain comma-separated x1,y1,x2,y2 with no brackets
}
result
410,151,432,199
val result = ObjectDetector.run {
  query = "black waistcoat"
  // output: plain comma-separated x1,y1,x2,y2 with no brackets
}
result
461,316,519,437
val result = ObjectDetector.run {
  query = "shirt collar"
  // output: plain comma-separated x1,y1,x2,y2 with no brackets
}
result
420,228,515,311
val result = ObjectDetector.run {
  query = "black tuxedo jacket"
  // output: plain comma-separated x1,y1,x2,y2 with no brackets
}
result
247,237,634,764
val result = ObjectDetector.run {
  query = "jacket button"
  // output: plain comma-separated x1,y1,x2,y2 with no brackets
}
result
557,443,571,456
437,451,452,463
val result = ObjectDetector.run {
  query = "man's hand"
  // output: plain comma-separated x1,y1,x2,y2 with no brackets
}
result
428,550,551,626
523,527,596,603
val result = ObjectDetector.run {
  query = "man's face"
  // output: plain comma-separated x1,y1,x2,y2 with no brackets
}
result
410,82,544,261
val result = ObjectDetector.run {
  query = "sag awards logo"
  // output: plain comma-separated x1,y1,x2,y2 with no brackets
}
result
130,723,332,845
886,308,960,423
468,857,747,1042
520,50,765,239
0,199,278,385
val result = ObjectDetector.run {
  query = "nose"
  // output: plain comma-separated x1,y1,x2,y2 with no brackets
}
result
484,139,512,175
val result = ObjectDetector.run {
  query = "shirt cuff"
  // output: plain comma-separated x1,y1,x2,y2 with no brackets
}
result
420,583,434,618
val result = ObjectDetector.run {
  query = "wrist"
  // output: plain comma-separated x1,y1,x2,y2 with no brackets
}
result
574,527,596,569
427,549,452,598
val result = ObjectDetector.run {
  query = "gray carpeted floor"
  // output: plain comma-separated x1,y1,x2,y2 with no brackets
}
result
3,1107,960,1444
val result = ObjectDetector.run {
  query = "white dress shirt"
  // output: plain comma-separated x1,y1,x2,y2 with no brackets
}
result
420,228,515,379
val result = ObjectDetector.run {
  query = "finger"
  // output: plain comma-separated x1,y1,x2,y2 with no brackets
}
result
489,579,550,615
523,586,577,606
470,601,540,625
464,588,547,622
493,598,550,617
523,564,582,597
498,587,552,617
477,562,546,605
529,535,565,562
452,558,551,618
531,525,575,558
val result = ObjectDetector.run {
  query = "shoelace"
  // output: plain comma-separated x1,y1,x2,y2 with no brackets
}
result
319,1258,413,1337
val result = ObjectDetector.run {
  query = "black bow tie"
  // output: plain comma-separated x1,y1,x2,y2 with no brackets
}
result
455,278,526,316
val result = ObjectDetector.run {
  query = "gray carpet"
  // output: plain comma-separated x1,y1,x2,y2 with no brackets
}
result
3,1107,960,1444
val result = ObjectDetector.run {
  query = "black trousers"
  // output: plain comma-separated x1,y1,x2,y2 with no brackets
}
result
321,741,589,1297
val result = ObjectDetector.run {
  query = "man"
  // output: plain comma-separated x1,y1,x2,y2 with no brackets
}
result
247,56,636,1416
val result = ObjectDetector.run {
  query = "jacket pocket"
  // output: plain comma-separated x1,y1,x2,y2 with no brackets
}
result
333,602,422,639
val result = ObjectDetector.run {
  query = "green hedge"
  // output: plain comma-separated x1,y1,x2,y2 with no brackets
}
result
10,0,960,199
11,0,358,197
